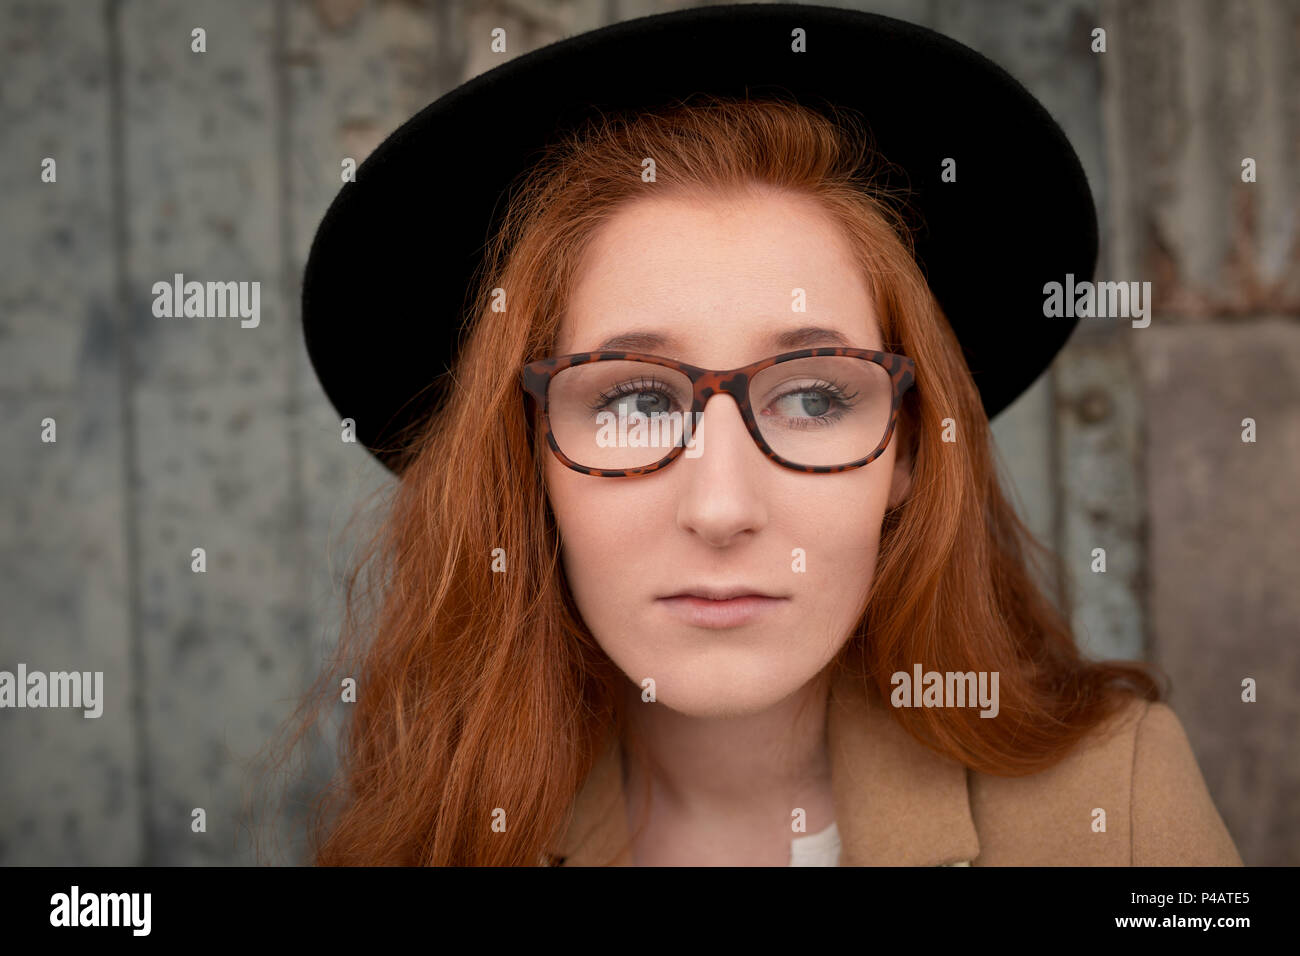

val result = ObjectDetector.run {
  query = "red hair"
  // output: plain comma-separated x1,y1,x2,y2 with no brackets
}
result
261,94,1163,866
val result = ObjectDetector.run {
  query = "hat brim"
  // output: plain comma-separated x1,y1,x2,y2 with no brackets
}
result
302,1,1096,476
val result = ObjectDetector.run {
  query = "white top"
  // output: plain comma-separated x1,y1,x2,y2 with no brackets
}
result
789,821,842,866
544,819,976,865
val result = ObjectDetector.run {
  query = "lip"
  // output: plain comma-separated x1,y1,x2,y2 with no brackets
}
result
656,589,788,629
660,586,782,601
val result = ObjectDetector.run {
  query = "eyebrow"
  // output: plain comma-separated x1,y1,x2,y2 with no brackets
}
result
591,325,854,353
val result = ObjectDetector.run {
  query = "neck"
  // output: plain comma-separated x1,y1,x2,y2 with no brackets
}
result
621,670,835,833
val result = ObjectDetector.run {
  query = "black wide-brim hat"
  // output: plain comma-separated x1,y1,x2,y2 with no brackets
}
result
302,1,1097,477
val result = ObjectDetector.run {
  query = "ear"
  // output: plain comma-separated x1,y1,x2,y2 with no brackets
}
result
885,418,914,511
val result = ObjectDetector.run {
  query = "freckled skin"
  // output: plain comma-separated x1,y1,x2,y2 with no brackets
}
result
544,190,912,719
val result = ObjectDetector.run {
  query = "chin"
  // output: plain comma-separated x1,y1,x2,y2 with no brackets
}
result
629,665,799,718
660,697,778,720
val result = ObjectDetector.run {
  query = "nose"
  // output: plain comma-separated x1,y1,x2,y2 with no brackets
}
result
674,392,769,546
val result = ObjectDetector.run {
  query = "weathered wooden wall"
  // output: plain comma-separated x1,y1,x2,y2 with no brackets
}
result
1099,0,1299,866
0,0,1294,865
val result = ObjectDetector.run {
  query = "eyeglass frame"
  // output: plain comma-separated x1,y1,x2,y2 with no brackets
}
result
520,347,916,477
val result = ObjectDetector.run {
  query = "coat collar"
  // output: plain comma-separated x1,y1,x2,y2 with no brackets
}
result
551,667,981,865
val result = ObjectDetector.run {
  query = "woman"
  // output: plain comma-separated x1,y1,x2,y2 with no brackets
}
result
287,5,1242,866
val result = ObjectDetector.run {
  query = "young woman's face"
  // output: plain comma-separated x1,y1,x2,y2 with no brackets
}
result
544,188,912,718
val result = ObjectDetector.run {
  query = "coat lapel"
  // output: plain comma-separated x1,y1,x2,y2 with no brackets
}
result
551,667,980,866
826,667,980,865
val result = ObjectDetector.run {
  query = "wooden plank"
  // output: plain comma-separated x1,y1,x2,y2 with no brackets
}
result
120,0,299,864
1135,320,1300,865
0,0,142,865
1099,0,1299,314
1055,338,1145,661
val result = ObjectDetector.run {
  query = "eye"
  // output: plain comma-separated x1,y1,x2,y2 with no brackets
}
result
762,380,858,428
590,378,681,417
771,389,834,418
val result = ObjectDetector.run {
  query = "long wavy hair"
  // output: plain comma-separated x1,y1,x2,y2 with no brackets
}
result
263,93,1164,866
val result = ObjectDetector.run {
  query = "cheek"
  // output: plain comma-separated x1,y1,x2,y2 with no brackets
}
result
544,457,656,620
785,454,897,634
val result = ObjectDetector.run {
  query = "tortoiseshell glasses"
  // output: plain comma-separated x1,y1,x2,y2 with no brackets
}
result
520,348,916,477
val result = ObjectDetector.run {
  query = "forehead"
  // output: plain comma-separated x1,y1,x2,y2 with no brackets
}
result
556,189,883,362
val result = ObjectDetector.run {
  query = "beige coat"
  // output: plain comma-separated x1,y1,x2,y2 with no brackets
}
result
550,668,1243,866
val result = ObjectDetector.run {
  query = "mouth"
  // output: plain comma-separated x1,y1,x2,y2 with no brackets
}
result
655,587,789,629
